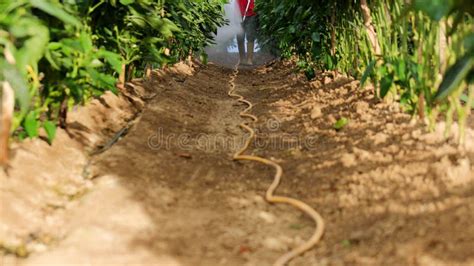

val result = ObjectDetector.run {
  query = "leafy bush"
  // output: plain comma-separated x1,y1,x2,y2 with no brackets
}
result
0,0,225,142
257,0,473,142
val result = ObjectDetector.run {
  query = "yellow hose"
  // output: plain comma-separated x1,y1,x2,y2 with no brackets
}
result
227,62,325,266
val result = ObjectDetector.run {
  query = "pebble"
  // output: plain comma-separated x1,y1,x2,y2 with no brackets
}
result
310,105,323,119
257,211,276,224
340,153,357,167
262,237,287,251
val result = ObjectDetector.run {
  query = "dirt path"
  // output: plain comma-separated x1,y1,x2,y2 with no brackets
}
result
9,61,474,265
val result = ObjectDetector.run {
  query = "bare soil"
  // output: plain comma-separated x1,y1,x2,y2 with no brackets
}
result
1,59,473,266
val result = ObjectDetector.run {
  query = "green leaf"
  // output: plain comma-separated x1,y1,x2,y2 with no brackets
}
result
435,53,474,101
120,0,135,5
361,59,377,87
85,68,116,90
29,0,81,26
396,60,406,82
0,61,30,114
380,73,394,98
334,117,349,131
304,67,315,80
460,94,474,109
47,42,62,50
79,31,93,53
341,239,351,248
97,50,123,73
412,0,453,21
89,59,104,68
289,25,296,33
311,32,320,42
45,43,62,70
24,111,39,138
160,18,181,38
43,121,57,144
9,17,49,71
464,33,474,51
200,52,208,65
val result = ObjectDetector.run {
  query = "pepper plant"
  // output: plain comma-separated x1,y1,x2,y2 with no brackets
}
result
0,0,226,149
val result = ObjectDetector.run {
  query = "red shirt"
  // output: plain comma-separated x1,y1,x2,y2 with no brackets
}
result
238,0,256,17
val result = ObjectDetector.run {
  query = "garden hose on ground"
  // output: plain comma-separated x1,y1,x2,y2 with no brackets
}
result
227,62,325,266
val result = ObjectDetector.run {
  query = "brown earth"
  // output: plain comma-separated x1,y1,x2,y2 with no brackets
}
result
1,59,473,265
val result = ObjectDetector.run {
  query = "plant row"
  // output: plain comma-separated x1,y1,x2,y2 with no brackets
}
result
0,0,226,144
256,0,473,142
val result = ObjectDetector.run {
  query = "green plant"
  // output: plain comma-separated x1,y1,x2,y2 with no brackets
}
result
334,117,349,131
256,0,473,143
0,0,226,147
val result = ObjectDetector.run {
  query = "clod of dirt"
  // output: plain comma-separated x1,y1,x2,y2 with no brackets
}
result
372,132,389,145
353,147,372,160
431,157,473,189
310,80,322,89
354,101,370,115
341,153,357,167
310,105,323,119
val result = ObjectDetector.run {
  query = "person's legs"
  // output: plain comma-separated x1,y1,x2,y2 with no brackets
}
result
246,41,255,65
245,16,258,65
237,33,246,62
